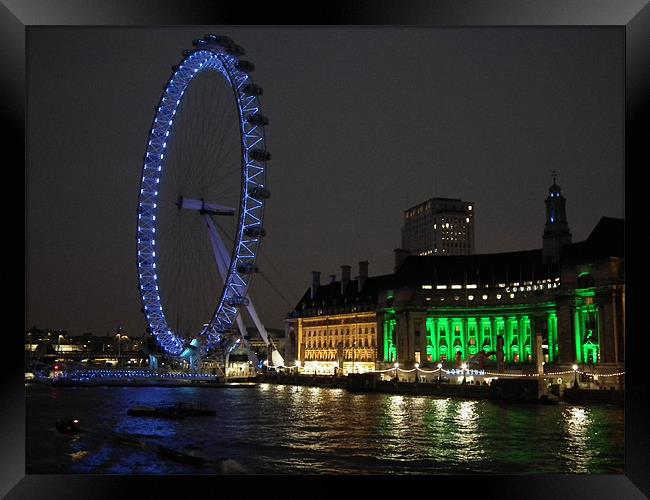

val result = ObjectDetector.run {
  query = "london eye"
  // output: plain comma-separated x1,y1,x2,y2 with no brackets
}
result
136,35,279,369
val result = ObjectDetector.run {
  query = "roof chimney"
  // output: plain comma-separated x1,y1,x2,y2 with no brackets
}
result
328,274,336,284
311,271,321,300
358,261,368,292
394,248,410,272
341,265,351,295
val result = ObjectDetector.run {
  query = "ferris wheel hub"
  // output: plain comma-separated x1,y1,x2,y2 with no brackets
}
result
176,196,235,216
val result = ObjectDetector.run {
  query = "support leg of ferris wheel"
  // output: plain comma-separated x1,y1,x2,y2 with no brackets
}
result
175,198,237,371
179,337,202,371
203,214,250,338
203,213,285,367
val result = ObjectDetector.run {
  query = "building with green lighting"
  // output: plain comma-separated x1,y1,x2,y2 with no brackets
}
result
377,214,623,371
289,180,624,375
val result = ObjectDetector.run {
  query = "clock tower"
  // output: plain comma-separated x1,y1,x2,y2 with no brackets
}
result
543,171,572,263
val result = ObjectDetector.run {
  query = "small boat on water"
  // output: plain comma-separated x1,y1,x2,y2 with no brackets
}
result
173,402,216,416
127,406,185,419
127,402,215,418
156,445,206,465
113,432,146,447
56,419,84,434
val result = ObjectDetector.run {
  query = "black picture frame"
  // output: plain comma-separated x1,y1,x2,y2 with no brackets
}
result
12,0,649,497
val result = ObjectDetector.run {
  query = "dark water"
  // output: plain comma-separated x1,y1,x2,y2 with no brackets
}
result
26,383,624,474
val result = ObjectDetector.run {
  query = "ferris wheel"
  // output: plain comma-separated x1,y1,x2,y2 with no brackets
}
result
136,35,281,368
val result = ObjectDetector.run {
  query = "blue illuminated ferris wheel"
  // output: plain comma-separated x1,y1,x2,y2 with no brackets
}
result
136,35,274,363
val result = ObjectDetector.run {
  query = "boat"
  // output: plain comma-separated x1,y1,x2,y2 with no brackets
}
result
126,406,185,419
127,402,215,418
173,402,216,417
113,432,146,447
56,419,84,434
156,445,205,465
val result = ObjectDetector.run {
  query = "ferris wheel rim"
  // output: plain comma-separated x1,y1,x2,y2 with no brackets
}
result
136,39,269,356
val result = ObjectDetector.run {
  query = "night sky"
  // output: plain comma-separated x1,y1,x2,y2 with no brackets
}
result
26,27,624,337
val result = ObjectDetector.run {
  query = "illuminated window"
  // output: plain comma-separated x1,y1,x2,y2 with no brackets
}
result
468,206,472,210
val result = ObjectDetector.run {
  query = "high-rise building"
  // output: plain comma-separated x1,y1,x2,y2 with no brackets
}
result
401,197,475,256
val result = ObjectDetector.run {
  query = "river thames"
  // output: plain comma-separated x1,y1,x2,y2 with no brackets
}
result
26,383,624,474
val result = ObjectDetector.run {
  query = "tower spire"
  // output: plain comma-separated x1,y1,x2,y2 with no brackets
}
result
542,174,571,263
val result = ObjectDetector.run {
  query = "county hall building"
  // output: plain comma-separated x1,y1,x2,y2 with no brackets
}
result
287,179,624,377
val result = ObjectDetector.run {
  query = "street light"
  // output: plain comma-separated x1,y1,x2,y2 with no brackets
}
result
572,364,579,388
116,333,122,367
461,362,468,384
393,362,399,381
414,362,419,383
437,362,443,384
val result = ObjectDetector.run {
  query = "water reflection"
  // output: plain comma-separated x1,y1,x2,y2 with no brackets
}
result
26,384,624,474
452,400,484,463
431,397,451,418
562,406,593,473
386,395,407,442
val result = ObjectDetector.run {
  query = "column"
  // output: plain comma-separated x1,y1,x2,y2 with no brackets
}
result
599,295,616,364
518,315,525,363
440,317,449,361
505,317,514,363
428,317,438,363
397,311,409,364
546,313,554,363
490,317,497,357
460,318,469,361
556,299,574,364
406,312,417,365
376,312,385,362
574,308,583,364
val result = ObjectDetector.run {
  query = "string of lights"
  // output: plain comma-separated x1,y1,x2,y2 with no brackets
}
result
273,362,624,378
